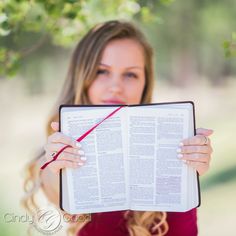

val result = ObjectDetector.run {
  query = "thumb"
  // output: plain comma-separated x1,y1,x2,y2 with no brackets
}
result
196,128,214,136
51,121,59,132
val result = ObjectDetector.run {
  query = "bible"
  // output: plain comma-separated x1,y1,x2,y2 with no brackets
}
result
59,101,200,214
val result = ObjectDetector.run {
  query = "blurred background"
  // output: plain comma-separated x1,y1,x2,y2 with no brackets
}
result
0,0,236,235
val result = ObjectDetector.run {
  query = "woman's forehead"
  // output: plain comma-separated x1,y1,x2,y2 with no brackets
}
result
100,38,145,68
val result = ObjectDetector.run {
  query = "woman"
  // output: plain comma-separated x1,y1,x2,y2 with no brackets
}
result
23,20,213,236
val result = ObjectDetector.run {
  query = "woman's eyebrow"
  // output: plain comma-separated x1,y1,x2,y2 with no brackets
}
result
99,63,143,70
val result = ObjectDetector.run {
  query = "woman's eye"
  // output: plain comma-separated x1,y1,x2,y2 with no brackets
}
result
125,72,138,79
96,69,108,75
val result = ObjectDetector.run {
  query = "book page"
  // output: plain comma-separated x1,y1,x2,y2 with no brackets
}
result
60,106,129,214
129,103,195,212
186,109,199,209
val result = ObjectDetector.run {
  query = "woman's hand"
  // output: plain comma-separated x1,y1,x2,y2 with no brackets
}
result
43,122,86,174
178,128,214,176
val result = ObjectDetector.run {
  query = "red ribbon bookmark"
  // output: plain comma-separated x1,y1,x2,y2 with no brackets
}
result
40,106,125,170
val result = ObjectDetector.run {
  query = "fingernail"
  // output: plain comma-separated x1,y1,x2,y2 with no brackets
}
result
179,142,184,146
75,142,82,148
80,157,86,161
78,162,84,166
176,148,182,153
177,154,183,158
78,150,85,155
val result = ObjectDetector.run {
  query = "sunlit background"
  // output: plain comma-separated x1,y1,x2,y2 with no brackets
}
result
1,0,236,235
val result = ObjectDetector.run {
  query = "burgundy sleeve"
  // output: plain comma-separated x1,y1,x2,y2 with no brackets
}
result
165,208,198,236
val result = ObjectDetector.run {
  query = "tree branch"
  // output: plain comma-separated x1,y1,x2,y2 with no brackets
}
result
20,34,49,57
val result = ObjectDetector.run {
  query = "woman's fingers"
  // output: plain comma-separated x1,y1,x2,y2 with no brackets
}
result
51,121,59,132
181,135,211,146
47,159,85,174
196,128,214,137
46,132,83,154
45,150,86,162
43,123,86,172
44,142,84,155
181,128,214,146
178,153,210,163
48,132,80,147
50,121,82,149
179,127,214,176
41,121,87,173
177,145,213,154
44,150,86,174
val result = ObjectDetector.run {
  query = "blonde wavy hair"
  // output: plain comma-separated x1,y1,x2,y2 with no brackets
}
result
22,20,168,236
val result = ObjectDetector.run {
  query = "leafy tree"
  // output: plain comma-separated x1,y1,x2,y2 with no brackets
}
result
0,0,234,84
223,32,236,58
0,0,173,77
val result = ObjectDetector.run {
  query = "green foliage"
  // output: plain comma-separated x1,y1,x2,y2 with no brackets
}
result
0,0,235,80
223,32,236,58
0,48,20,76
0,0,159,77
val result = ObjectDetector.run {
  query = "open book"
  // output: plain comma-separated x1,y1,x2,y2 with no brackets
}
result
59,101,200,214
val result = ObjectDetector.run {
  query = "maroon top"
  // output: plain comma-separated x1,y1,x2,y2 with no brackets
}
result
78,208,197,236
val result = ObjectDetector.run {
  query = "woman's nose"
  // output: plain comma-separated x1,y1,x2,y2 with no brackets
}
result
108,75,123,94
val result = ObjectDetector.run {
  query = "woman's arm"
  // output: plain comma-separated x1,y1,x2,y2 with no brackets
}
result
36,154,60,206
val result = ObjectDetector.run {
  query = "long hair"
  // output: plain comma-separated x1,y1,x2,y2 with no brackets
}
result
22,20,168,236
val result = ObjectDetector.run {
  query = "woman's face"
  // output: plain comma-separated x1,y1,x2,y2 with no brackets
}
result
88,39,146,105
